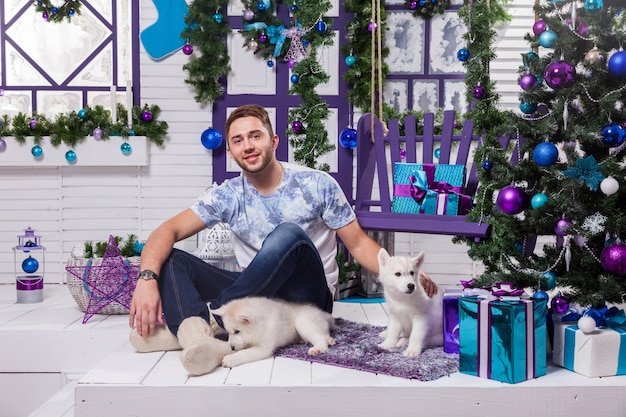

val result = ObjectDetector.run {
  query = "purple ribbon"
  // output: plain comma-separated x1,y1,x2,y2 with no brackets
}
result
490,282,525,298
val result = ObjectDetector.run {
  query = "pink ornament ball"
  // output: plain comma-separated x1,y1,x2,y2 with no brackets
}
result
600,242,626,276
532,20,547,36
554,218,573,236
496,186,527,215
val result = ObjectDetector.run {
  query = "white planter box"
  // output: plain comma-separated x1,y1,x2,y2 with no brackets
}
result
0,136,150,166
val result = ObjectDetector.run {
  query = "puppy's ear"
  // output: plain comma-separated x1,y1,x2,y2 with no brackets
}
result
212,306,225,316
236,313,254,325
411,251,425,270
377,248,391,267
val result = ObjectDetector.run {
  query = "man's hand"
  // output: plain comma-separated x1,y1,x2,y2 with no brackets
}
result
419,270,438,297
128,279,163,337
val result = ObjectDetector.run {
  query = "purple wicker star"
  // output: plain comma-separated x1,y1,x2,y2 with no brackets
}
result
66,235,140,323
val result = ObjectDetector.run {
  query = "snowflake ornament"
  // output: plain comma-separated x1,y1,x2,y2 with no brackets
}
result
582,212,607,235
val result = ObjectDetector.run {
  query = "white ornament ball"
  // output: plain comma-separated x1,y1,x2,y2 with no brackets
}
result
600,176,619,195
577,316,596,334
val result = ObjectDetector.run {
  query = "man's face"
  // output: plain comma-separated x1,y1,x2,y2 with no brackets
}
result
226,116,278,174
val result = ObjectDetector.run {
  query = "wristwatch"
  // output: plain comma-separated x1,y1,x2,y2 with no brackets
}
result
138,269,159,282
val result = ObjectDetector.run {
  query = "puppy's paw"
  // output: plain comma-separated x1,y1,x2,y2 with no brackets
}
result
395,337,409,348
221,353,242,368
379,329,387,339
308,345,328,356
378,341,396,351
403,346,422,358
328,337,336,346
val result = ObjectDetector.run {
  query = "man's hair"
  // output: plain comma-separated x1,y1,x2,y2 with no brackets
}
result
225,104,274,142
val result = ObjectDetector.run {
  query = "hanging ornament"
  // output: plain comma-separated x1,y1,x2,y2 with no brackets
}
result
289,3,298,12
77,109,87,119
182,44,193,55
92,128,103,140
584,46,604,64
543,272,557,290
257,0,267,11
267,60,274,68
22,256,39,274
243,9,254,20
409,1,417,9
531,193,548,209
345,55,356,67
247,40,258,51
121,143,132,155
601,123,625,147
434,148,441,159
533,290,549,301
339,128,357,149
200,128,223,150
31,145,44,158
608,50,626,77
600,176,619,195
600,242,626,275
482,160,493,171
544,60,575,89
65,150,77,163
291,120,303,133
367,21,377,32
532,142,558,166
472,86,486,99
495,186,528,215
532,20,547,36
538,30,557,48
141,111,153,122
29,119,38,130
520,101,537,114
584,0,603,11
259,32,268,42
552,295,570,314
290,74,300,83
554,218,573,236
212,13,223,23
519,73,538,90
315,20,327,34
577,316,596,334
457,48,470,62
522,51,539,67
0,138,6,152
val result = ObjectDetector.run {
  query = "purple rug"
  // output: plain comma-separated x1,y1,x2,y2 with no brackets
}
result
276,318,459,381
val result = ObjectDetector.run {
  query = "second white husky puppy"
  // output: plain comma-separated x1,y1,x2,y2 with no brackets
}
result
213,297,335,368
377,248,443,357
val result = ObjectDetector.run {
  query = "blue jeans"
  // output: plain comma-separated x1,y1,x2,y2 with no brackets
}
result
158,222,334,334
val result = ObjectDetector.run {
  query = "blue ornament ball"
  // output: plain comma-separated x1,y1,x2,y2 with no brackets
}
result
121,143,132,155
290,74,300,83
345,55,356,66
339,128,357,149
601,123,625,147
315,21,327,33
482,160,493,171
520,101,537,114
543,272,557,290
434,148,441,159
212,13,223,23
457,48,470,62
608,51,626,77
257,1,266,11
538,30,557,48
533,290,549,301
77,109,87,119
51,6,58,14
267,60,274,68
289,4,298,12
532,142,558,166
531,193,548,209
31,145,43,158
22,256,39,274
65,150,77,162
584,0,603,11
201,128,224,150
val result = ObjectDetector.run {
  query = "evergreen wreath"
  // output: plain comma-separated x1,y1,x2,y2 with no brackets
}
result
405,0,450,20
34,0,82,23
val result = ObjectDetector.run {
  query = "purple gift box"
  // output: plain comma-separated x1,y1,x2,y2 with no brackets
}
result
443,288,464,354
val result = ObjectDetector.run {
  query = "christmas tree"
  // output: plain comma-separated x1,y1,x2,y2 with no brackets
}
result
459,0,626,309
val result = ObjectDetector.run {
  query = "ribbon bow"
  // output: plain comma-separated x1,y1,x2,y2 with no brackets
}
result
490,282,525,298
266,25,286,57
585,306,625,328
408,171,460,205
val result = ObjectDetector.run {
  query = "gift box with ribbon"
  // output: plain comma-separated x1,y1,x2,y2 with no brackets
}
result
552,306,626,378
458,283,547,384
391,163,472,215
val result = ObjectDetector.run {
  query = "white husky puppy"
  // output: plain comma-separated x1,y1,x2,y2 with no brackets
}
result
377,248,443,357
212,297,336,368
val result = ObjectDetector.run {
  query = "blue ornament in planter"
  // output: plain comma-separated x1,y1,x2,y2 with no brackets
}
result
22,256,39,274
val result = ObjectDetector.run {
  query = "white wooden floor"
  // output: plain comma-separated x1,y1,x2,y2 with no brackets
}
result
2,284,626,417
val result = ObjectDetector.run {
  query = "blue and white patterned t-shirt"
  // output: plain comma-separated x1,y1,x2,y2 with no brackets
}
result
190,162,356,293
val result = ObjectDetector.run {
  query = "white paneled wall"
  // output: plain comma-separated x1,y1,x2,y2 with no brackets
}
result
0,1,532,286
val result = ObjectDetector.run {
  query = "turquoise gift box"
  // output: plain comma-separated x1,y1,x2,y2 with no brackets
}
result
391,163,472,215
552,309,626,378
459,295,547,384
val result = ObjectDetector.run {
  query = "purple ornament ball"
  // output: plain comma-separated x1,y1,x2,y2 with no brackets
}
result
552,295,570,314
0,138,6,152
409,1,417,8
600,242,626,275
496,186,527,215
532,20,547,36
554,218,573,236
29,119,38,130
92,128,103,140
182,44,193,55
472,86,486,99
243,9,254,21
259,33,268,42
141,111,153,122
519,73,538,90
288,59,297,69
545,60,576,89
291,120,303,133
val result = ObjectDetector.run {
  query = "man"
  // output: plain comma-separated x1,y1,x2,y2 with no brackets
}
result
129,104,436,375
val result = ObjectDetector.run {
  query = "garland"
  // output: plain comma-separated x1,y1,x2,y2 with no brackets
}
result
183,0,334,170
34,0,82,23
0,104,168,147
405,0,450,20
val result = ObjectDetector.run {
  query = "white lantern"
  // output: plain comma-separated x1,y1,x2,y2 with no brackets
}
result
192,223,235,260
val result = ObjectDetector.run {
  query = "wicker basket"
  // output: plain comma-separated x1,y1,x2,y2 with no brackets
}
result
66,256,141,315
